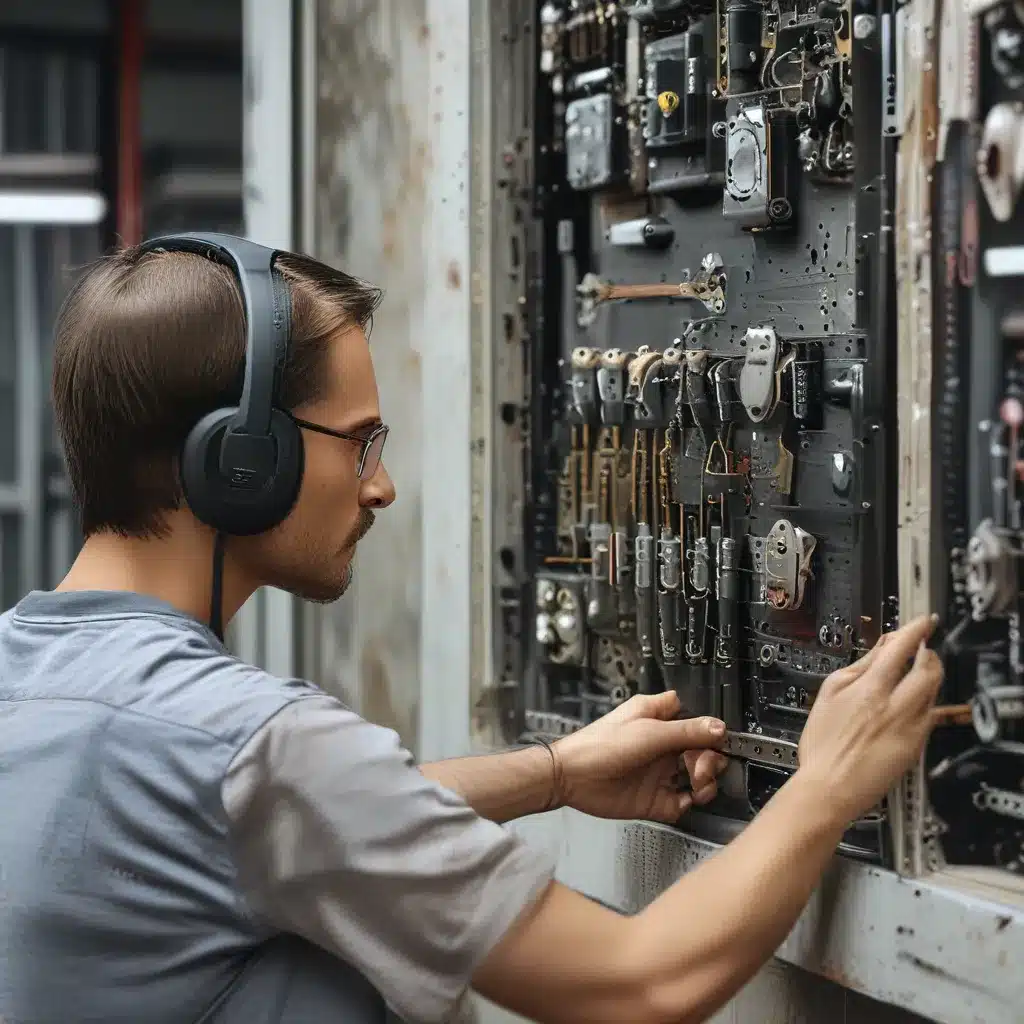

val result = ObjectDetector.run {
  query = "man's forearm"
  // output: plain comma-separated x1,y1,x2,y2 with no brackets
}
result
474,771,847,1024
629,771,847,1021
420,745,558,823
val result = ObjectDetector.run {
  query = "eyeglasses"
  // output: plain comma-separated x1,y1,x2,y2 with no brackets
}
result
292,416,389,480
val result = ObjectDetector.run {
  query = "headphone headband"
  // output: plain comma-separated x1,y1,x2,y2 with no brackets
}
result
137,231,287,437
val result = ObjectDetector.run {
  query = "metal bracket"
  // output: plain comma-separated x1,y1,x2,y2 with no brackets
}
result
720,730,801,768
973,782,1024,821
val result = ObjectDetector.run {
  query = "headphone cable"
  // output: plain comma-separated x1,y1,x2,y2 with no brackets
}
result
209,532,227,642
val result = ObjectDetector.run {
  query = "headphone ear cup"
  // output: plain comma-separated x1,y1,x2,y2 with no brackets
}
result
181,407,305,536
263,408,305,526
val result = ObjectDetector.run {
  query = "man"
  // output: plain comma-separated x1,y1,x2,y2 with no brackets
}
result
0,239,943,1024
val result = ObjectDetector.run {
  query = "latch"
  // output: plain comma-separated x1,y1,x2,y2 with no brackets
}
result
764,519,817,611
738,326,781,422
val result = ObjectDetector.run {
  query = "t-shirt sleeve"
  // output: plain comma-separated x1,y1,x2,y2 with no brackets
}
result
221,693,555,1024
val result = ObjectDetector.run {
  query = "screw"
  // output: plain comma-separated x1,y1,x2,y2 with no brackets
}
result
853,13,876,38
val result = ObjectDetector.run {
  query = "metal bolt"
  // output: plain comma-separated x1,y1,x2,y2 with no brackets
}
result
853,14,876,38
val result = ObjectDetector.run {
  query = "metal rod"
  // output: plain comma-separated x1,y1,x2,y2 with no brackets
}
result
14,226,42,595
116,0,145,245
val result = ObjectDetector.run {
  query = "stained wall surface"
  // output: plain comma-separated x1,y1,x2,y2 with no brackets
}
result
312,0,429,747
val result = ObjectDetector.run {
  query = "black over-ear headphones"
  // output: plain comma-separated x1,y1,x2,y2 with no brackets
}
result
137,232,304,537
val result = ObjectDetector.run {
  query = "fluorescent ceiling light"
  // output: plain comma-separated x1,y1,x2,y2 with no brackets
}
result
0,191,107,226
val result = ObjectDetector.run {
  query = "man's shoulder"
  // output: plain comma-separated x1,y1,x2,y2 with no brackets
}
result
0,591,325,751
110,619,326,749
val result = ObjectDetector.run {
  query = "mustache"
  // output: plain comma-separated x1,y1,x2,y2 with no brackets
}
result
351,509,375,545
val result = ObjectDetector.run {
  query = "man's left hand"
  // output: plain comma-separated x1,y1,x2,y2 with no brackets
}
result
552,690,730,823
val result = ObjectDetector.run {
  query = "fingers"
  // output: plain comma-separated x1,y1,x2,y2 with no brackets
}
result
646,788,694,824
644,714,726,757
868,614,938,687
683,748,730,792
820,631,889,693
691,781,718,806
618,690,682,722
889,642,944,719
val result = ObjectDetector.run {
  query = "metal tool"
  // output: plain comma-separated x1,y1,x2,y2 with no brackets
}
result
719,731,800,769
576,252,727,327
716,706,973,773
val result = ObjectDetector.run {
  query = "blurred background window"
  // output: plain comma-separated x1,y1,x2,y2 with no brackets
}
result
0,0,242,608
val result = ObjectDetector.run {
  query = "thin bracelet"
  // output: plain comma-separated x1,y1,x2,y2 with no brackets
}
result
525,737,564,813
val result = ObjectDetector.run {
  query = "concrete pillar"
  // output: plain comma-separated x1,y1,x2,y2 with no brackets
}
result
309,0,436,749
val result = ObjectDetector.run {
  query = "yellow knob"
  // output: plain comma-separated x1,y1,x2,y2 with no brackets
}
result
658,90,680,115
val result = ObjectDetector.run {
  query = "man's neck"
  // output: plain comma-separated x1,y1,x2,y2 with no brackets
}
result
58,527,254,626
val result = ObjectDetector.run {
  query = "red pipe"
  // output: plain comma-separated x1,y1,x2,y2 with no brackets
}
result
116,0,144,246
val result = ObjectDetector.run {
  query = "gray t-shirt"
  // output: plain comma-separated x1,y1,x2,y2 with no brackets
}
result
0,590,554,1024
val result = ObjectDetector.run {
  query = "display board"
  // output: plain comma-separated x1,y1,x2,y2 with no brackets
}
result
491,0,1024,880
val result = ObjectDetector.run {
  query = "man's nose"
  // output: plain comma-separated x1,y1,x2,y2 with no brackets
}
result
361,461,396,508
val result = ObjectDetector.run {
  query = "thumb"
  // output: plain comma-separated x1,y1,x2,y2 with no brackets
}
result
638,714,726,757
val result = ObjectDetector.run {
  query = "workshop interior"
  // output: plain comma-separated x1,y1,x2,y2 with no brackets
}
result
1,0,1023,1021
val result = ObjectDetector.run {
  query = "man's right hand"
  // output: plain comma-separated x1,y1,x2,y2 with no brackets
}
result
797,613,944,827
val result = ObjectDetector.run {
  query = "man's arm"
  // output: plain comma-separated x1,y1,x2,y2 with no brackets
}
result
472,772,842,1024
223,615,939,1024
419,746,556,823
222,693,559,1024
472,615,944,1024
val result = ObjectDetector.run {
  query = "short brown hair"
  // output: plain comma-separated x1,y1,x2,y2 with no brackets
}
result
52,245,382,538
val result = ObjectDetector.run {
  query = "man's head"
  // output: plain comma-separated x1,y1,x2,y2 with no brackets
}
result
52,244,396,609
